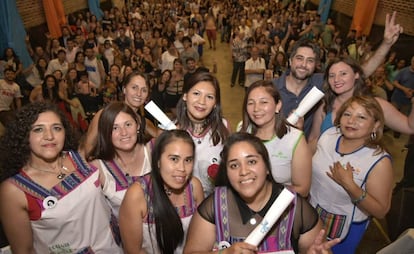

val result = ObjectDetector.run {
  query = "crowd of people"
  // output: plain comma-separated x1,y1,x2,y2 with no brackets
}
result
0,0,413,253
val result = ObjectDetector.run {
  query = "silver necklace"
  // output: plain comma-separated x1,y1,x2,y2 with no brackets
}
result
27,156,68,180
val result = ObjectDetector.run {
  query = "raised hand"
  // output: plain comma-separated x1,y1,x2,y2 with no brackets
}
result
383,11,403,46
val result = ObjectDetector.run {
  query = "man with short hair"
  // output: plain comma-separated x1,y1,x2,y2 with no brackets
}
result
65,38,79,64
230,31,248,87
45,49,69,76
245,46,266,88
174,30,185,54
0,68,22,126
183,57,209,83
113,27,132,52
59,26,73,48
84,47,106,90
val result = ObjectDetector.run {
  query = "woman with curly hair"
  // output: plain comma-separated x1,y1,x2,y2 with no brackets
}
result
0,102,122,253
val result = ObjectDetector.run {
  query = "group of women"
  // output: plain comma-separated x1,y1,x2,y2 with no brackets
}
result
0,14,411,254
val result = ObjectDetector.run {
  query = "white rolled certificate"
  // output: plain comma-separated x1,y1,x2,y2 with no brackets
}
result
244,188,295,246
286,86,324,125
144,100,177,130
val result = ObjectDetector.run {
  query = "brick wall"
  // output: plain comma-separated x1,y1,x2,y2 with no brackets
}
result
16,0,45,28
310,0,414,36
17,0,91,28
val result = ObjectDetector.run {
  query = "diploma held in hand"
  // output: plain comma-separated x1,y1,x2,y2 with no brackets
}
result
244,188,295,246
286,87,324,125
144,101,177,130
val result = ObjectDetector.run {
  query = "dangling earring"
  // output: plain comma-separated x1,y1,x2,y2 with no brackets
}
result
137,129,140,134
370,131,377,141
336,124,341,133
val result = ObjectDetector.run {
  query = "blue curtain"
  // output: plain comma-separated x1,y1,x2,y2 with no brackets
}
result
88,0,104,21
318,0,332,25
0,0,32,68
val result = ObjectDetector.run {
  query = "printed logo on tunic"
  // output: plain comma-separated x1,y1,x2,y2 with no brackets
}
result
271,151,288,159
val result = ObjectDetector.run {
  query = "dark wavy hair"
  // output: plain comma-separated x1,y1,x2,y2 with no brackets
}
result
176,71,229,145
91,102,143,161
334,95,385,155
149,129,195,253
216,132,273,187
0,102,79,182
241,80,289,139
289,39,321,63
323,57,370,114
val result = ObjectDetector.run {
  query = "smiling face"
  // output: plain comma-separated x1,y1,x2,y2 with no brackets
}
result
339,102,379,141
289,47,317,81
45,76,56,89
183,81,217,122
29,112,65,163
328,61,360,96
111,112,139,152
159,138,194,191
123,75,149,111
226,141,270,201
246,86,281,131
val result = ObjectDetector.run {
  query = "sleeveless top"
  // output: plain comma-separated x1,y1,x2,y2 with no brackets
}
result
320,111,333,135
309,127,391,240
9,151,122,254
213,186,296,253
100,145,152,218
84,57,102,88
236,121,304,186
138,174,198,254
263,127,304,185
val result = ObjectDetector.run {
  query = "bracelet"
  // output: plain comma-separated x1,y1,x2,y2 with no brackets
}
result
352,189,367,205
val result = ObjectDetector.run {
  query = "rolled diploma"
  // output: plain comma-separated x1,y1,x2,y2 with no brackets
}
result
286,86,324,125
144,100,177,130
244,188,295,246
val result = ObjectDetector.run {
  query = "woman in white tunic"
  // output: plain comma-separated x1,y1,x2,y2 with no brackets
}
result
0,102,122,253
90,102,152,218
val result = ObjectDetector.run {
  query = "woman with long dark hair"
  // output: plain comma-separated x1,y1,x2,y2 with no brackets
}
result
119,130,204,253
175,71,230,196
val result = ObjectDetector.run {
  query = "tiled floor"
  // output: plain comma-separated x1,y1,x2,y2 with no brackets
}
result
201,37,409,253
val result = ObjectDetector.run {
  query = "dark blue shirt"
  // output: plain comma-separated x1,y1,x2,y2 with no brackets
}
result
273,71,324,138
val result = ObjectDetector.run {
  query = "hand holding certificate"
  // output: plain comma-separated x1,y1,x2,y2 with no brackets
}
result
286,87,324,125
244,188,295,246
144,101,177,130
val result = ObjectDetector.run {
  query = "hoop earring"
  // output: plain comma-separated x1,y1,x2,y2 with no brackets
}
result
370,131,377,141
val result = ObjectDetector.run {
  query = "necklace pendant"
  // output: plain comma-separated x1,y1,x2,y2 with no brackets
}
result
249,217,257,225
57,173,66,180
197,139,202,144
